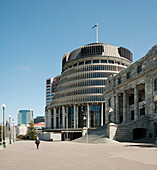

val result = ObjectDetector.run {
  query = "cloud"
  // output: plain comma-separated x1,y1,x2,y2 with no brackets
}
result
16,66,30,71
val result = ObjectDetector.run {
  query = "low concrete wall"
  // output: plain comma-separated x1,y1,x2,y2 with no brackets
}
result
107,123,118,140
107,115,151,141
38,132,61,141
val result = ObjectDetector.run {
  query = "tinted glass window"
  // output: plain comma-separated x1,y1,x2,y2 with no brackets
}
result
93,60,99,63
108,60,114,64
79,61,84,65
85,60,91,64
47,80,50,84
101,60,107,63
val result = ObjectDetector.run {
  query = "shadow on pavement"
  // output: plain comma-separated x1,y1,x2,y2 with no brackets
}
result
124,144,157,148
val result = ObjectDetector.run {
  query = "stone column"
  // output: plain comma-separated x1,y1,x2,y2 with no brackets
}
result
87,104,90,128
53,107,56,129
45,110,48,128
76,106,79,128
134,86,139,120
101,103,104,126
58,107,60,128
116,93,120,123
47,109,52,129
66,106,68,128
145,81,152,115
74,105,76,128
123,90,127,123
113,96,116,123
62,106,65,129
105,101,109,124
126,93,130,121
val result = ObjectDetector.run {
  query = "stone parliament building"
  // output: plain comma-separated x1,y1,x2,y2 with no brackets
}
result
45,43,157,142
104,45,157,141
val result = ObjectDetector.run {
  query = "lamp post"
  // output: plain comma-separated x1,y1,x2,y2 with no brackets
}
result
9,115,11,144
12,119,15,142
109,107,113,123
83,116,88,143
2,104,6,148
141,101,146,116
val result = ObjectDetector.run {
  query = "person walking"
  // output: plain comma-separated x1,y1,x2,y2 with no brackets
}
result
35,137,40,149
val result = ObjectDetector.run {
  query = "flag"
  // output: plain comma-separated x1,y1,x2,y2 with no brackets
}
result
92,24,97,29
6,120,9,127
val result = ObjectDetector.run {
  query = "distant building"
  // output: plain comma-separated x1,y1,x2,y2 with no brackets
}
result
46,75,60,106
34,122,45,132
16,124,27,136
34,116,45,124
46,78,53,106
18,109,34,125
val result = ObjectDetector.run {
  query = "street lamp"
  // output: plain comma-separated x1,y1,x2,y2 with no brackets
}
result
108,107,113,123
2,104,6,148
141,101,146,116
83,116,88,143
12,119,15,142
9,115,11,144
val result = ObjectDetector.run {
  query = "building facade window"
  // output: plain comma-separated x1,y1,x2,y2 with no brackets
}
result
101,60,107,63
85,60,91,64
154,79,157,91
79,61,84,65
108,99,111,107
47,80,50,84
93,60,99,63
73,63,77,67
137,65,142,73
126,72,131,79
118,77,121,84
155,102,157,113
108,60,114,64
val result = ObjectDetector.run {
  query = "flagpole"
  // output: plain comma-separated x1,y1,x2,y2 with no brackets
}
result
96,23,98,43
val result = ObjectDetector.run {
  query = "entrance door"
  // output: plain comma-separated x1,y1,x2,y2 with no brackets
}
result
133,128,147,140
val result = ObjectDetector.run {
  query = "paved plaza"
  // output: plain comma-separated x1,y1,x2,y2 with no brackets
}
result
0,140,157,170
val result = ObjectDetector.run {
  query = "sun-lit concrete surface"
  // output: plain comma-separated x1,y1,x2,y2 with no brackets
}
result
0,140,157,170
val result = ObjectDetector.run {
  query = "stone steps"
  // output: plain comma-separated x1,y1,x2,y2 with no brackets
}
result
73,125,118,144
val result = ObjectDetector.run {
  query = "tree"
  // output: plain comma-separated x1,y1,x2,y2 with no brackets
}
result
25,121,38,140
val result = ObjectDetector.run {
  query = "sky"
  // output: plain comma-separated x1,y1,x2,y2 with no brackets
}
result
0,0,157,125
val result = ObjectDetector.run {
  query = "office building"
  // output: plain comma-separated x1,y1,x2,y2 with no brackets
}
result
34,116,45,124
46,76,60,106
18,109,33,125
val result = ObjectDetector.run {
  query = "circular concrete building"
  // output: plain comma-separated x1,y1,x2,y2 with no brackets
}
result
45,43,132,135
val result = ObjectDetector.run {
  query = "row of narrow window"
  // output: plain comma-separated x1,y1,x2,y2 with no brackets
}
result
63,59,126,72
117,65,143,85
62,63,125,78
53,87,105,100
56,80,106,93
58,72,111,86
53,95,104,104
